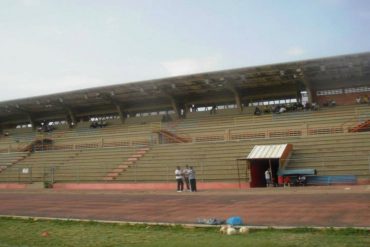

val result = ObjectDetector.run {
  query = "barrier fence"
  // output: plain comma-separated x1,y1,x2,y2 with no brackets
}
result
0,124,361,153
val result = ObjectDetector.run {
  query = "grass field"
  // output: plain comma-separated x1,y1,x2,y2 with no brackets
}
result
0,217,368,247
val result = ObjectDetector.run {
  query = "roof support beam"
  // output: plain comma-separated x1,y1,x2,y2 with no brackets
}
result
27,113,36,130
170,97,180,118
7,106,36,129
64,106,77,126
101,93,127,123
302,77,313,104
233,90,243,112
226,85,243,112
115,103,126,124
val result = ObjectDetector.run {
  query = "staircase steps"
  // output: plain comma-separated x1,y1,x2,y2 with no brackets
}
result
103,147,150,180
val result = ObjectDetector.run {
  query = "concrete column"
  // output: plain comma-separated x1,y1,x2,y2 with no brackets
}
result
170,97,180,118
115,104,126,124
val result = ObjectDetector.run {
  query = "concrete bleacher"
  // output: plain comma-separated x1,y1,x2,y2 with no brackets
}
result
0,147,143,183
39,117,161,149
0,152,29,174
0,129,36,153
0,104,369,185
116,132,370,182
170,105,370,142
52,147,140,182
0,150,77,182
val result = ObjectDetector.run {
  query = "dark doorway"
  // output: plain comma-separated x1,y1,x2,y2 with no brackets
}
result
249,159,279,188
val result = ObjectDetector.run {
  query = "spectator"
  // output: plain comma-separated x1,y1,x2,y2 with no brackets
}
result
305,102,312,110
175,166,183,192
189,166,197,192
90,120,107,128
311,102,319,111
254,107,262,116
90,121,98,128
210,104,217,115
279,105,286,113
191,105,197,112
356,96,361,104
263,105,271,114
296,102,304,111
297,175,307,186
362,95,369,104
98,120,107,128
273,105,281,113
265,169,271,187
329,99,336,107
183,165,190,191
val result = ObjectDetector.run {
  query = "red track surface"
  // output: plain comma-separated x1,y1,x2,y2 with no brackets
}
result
0,186,369,227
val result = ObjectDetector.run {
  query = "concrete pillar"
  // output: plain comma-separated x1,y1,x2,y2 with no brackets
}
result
115,104,126,124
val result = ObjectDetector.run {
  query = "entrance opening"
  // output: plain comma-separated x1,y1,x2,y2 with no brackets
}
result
250,159,279,188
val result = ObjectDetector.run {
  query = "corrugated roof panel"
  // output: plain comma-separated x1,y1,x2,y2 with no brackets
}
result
247,144,288,159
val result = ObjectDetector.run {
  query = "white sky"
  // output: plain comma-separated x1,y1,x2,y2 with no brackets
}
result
1,0,370,101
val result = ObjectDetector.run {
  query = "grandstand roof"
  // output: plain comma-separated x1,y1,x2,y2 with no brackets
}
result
1,52,370,126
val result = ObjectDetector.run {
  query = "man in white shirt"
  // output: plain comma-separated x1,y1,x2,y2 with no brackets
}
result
175,166,183,192
183,165,191,191
265,169,271,187
189,166,197,192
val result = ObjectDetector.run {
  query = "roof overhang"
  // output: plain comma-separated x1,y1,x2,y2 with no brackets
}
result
247,144,293,159
246,144,293,168
1,52,370,125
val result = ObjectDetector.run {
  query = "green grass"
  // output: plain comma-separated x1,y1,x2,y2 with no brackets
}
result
0,217,368,247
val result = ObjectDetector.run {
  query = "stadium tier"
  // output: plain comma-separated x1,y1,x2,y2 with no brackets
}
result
0,104,369,185
0,52,369,187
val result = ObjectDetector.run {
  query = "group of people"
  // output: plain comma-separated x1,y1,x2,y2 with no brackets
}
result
90,120,107,128
37,124,55,133
175,165,197,192
254,102,319,116
356,95,369,104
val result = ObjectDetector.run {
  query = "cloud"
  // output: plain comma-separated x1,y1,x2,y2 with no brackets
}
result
161,56,221,76
287,46,306,56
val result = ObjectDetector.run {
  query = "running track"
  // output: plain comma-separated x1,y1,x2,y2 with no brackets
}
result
0,187,369,227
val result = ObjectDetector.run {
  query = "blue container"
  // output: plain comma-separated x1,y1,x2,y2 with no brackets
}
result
226,216,244,226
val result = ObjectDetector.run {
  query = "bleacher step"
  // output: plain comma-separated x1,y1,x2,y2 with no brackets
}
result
131,154,143,158
118,165,129,169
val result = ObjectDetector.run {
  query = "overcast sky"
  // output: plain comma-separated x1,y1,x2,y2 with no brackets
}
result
1,0,370,101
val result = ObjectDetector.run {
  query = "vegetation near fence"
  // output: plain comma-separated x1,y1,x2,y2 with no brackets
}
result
0,217,368,247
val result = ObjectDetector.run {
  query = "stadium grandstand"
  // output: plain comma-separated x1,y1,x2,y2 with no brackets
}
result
0,52,369,190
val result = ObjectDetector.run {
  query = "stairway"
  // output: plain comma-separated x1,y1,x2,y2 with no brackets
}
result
103,147,150,180
154,129,190,143
349,120,370,132
0,152,30,173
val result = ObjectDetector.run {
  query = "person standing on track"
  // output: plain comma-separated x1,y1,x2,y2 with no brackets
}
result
183,165,191,191
175,166,183,192
189,166,197,192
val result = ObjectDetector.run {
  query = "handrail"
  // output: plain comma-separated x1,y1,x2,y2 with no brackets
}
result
2,124,370,153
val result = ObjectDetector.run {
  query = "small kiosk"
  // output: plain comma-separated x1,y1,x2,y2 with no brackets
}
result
243,144,293,188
